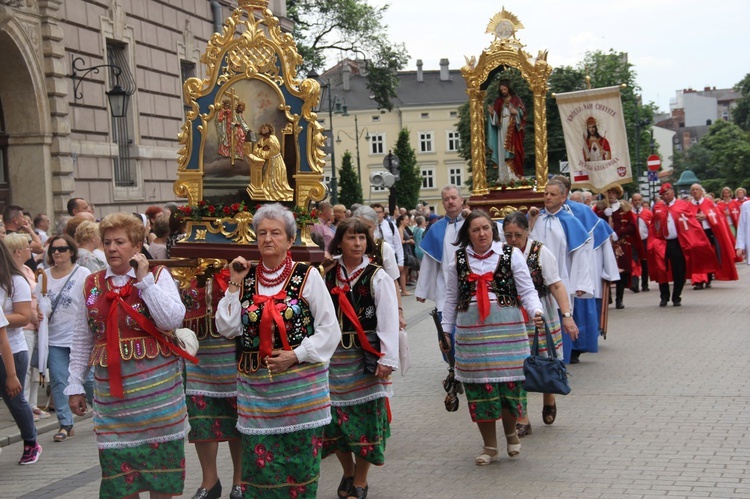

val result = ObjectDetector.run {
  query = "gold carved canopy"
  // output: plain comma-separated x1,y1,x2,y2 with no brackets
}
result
174,0,327,210
461,7,553,196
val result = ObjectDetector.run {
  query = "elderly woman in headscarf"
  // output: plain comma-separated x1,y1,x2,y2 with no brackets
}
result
441,210,543,466
66,212,191,498
216,203,340,498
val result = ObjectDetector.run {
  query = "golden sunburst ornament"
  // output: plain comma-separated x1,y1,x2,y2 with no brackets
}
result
486,7,524,40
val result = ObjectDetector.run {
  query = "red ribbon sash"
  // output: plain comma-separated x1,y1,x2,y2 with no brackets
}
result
105,283,199,399
331,286,382,359
213,268,231,293
468,272,494,323
252,291,291,360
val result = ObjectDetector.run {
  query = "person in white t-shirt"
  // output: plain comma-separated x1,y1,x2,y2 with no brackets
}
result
36,235,91,442
0,240,41,464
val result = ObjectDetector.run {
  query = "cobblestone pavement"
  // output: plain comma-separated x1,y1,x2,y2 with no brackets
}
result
2,265,749,498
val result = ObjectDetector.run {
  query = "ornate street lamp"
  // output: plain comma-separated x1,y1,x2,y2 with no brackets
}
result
70,55,131,118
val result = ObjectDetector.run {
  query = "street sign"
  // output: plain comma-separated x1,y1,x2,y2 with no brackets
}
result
647,154,661,171
647,171,659,182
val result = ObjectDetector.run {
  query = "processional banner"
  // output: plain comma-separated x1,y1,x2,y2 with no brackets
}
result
555,86,631,192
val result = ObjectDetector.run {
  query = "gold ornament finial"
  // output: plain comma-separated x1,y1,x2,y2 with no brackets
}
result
486,7,523,41
238,0,269,10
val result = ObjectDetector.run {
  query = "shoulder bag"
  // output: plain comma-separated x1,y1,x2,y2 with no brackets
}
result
522,320,571,395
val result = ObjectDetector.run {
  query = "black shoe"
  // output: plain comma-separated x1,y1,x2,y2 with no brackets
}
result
642,287,650,292
229,484,243,499
191,480,222,499
615,301,624,309
569,351,581,364
338,475,354,498
659,300,668,307
705,282,712,288
629,286,640,294
673,300,681,307
350,485,369,499
693,283,704,290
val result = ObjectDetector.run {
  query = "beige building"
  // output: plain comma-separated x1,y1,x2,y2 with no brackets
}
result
0,0,289,219
320,59,469,215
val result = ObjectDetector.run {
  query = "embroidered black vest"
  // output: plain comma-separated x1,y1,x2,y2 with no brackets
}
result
368,239,385,268
325,264,380,349
455,245,518,313
526,241,551,298
237,263,314,373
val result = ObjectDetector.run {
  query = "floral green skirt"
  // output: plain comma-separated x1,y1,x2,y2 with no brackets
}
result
322,398,390,465
464,381,526,423
99,439,185,498
187,394,240,443
241,428,324,498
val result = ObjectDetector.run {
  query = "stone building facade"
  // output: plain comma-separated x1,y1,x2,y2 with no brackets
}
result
320,59,469,215
0,0,288,219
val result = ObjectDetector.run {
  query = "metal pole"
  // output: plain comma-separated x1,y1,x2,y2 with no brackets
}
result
354,114,362,182
387,151,397,215
327,79,339,204
634,95,641,183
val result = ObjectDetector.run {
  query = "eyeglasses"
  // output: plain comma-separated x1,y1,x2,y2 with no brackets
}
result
50,246,71,253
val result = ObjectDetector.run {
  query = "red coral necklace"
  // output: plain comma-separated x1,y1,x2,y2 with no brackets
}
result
257,254,293,287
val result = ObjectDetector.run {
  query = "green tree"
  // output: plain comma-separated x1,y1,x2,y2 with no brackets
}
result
732,73,750,131
337,151,363,207
393,128,421,210
455,49,655,192
287,0,408,111
671,120,750,188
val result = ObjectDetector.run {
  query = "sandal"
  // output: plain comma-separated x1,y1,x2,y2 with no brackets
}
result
516,422,532,437
506,432,521,457
542,403,557,425
337,475,354,498
348,484,368,499
474,446,498,466
53,426,74,442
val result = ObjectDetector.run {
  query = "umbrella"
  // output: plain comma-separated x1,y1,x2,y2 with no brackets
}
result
34,269,50,385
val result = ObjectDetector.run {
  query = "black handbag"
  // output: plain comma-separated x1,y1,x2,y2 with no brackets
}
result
341,265,381,375
362,331,381,375
522,320,571,395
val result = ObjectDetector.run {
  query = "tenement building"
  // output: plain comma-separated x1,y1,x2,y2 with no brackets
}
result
0,0,289,217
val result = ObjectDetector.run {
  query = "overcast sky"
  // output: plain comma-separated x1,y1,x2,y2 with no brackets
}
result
365,0,749,113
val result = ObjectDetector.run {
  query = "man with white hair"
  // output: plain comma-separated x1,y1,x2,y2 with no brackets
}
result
529,180,594,364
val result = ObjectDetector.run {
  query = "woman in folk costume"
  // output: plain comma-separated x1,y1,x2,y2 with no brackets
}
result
215,203,340,498
322,218,399,499
501,211,579,436
441,210,543,466
182,269,242,499
715,187,736,235
66,212,192,498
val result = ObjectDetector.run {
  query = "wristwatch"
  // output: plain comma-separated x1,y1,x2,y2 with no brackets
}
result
561,312,572,318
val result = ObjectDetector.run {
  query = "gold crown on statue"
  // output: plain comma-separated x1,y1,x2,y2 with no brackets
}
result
238,0,270,8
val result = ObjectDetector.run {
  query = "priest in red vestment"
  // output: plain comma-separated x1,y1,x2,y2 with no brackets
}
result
647,183,717,307
728,187,748,229
687,183,739,287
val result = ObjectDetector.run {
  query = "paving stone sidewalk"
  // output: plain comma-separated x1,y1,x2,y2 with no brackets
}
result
2,266,749,498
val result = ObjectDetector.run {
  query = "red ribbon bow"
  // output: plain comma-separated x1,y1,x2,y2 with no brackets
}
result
468,272,494,323
105,281,199,399
331,286,382,359
252,291,291,360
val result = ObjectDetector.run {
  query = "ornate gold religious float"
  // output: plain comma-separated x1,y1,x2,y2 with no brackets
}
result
171,0,327,263
461,8,552,218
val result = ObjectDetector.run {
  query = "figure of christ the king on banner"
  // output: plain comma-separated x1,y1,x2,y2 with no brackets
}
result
487,79,526,182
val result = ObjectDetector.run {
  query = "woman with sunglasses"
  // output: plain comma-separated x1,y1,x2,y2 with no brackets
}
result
323,217,399,499
36,234,91,442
